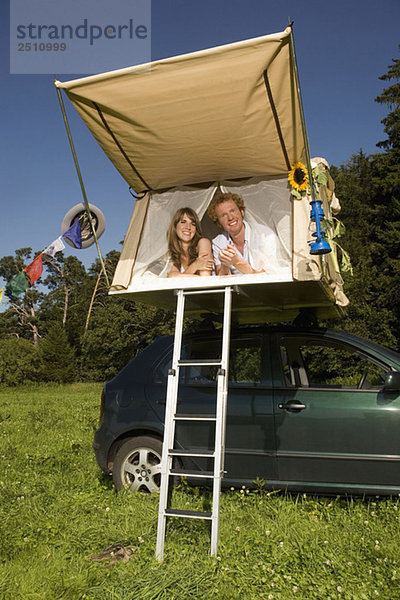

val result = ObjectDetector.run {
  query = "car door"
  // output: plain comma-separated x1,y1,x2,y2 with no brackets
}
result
272,333,400,490
146,332,278,481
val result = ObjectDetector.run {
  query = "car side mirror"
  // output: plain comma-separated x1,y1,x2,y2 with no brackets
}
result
383,371,400,392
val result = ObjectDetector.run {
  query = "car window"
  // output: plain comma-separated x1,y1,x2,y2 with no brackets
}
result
185,337,261,385
153,336,262,385
280,338,387,389
229,338,261,384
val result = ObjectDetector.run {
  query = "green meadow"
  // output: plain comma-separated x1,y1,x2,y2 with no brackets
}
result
1,384,400,599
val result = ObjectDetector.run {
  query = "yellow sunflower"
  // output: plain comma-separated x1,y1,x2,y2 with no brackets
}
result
288,162,309,192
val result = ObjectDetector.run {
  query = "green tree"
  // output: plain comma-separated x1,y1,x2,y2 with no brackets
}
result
0,248,44,345
37,324,76,383
331,47,400,349
80,297,175,381
375,45,400,155
0,338,40,386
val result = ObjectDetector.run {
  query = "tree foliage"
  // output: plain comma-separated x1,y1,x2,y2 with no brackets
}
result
330,47,400,349
0,338,40,386
37,323,76,384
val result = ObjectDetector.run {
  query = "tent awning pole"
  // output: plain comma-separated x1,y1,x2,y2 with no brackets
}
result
55,85,110,287
288,27,331,255
288,26,316,200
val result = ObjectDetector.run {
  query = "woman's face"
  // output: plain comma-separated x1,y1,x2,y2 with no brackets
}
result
175,213,197,243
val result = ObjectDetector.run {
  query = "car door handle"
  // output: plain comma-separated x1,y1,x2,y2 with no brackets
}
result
278,400,307,412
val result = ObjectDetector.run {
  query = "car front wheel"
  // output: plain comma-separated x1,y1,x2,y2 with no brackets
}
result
112,436,162,493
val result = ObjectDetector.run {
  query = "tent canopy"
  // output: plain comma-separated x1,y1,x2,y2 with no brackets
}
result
55,27,305,193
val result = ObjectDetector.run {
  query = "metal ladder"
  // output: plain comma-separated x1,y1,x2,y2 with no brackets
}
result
155,286,233,561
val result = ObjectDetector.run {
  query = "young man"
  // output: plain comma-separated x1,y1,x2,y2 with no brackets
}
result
207,192,275,275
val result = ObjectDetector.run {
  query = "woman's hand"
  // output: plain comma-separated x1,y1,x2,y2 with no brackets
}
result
194,252,214,272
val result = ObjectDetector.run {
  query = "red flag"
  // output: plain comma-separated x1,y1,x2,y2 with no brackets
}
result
24,254,43,285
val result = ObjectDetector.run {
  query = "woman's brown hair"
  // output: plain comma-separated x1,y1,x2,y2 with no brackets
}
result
167,207,203,270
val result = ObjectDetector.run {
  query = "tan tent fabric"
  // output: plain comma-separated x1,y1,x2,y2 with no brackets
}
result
111,192,150,290
55,27,305,193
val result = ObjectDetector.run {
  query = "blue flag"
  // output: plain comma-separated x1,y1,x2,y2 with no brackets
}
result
62,220,82,249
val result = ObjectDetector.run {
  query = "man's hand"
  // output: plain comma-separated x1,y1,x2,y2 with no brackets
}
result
218,244,237,267
216,244,263,275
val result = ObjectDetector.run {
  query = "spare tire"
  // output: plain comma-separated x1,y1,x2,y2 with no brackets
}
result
61,203,106,249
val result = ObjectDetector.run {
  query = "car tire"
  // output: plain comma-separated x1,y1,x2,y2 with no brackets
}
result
112,436,163,494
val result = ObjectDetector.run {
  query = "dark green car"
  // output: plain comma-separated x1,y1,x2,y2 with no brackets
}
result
93,326,400,496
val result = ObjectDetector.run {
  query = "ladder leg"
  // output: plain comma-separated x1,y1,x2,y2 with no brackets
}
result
156,290,186,561
211,286,232,556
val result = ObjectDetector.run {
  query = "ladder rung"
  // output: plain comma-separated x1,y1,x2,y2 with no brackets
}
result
170,469,215,478
169,449,214,457
165,508,212,520
178,359,221,366
182,288,231,296
174,414,216,421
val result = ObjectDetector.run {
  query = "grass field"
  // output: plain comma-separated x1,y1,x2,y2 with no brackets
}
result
1,384,400,599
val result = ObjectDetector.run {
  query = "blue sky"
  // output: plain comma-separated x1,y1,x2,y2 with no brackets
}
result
1,0,399,308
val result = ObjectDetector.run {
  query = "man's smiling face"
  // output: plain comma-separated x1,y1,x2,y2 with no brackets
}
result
214,200,245,237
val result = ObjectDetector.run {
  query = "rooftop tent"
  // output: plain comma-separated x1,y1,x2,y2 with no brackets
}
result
55,26,349,322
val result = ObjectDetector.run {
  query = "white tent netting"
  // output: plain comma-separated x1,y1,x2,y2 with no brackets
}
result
133,178,292,280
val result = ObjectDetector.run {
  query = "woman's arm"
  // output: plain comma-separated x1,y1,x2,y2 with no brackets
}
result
196,237,213,276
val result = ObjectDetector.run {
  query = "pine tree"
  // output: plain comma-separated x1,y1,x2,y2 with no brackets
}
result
38,324,76,383
375,46,400,154
332,47,400,349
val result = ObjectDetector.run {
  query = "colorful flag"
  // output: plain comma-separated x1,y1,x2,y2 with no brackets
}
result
43,236,65,257
5,271,29,298
62,220,82,249
0,288,4,303
24,253,43,285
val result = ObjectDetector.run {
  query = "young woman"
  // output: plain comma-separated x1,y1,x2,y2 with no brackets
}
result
167,207,213,277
